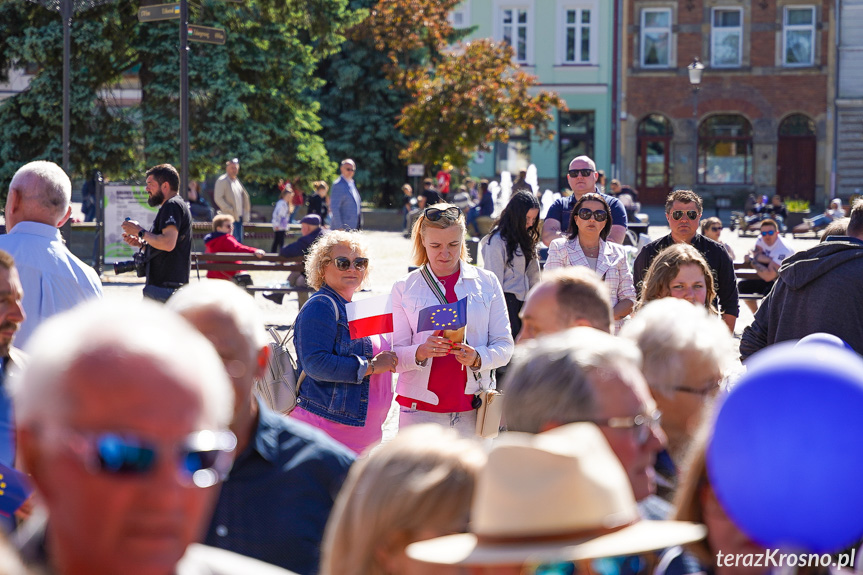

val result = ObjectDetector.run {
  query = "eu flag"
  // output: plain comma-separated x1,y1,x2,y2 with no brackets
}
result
417,298,468,332
0,462,32,517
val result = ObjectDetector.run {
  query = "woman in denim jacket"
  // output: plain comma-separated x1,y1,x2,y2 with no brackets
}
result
293,231,398,453
392,204,514,437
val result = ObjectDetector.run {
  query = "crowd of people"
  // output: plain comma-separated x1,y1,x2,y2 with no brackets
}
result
0,156,861,575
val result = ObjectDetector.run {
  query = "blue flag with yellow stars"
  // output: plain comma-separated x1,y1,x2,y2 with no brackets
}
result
417,298,468,333
0,462,32,516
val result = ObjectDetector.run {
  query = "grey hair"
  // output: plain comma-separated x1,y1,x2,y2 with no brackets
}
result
9,161,71,218
167,279,267,352
503,327,642,434
11,299,234,428
619,298,735,397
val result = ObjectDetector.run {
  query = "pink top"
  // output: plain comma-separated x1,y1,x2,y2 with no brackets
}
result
291,333,393,455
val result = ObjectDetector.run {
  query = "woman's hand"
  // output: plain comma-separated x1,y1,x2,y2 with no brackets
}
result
451,342,479,368
366,350,398,376
415,334,455,363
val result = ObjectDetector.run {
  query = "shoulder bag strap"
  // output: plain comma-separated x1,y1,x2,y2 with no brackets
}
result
420,264,448,305
293,293,339,401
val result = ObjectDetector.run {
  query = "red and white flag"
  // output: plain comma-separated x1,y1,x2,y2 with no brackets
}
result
346,294,393,339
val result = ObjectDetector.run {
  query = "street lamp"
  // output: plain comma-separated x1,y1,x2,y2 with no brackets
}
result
687,57,705,118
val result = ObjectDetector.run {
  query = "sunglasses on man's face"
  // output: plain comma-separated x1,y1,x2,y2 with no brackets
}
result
525,554,652,575
424,206,462,222
43,427,237,488
568,168,594,178
331,256,369,271
577,208,608,223
761,230,776,236
670,210,699,221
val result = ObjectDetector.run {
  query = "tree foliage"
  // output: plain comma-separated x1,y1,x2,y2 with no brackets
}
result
0,0,359,194
317,0,564,204
398,40,566,168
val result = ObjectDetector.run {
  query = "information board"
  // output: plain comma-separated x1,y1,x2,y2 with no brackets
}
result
103,185,160,264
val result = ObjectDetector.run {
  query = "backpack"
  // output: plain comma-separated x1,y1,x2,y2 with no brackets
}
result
254,294,338,414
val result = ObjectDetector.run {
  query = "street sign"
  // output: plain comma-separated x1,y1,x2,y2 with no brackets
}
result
137,3,180,22
407,164,424,177
188,25,226,44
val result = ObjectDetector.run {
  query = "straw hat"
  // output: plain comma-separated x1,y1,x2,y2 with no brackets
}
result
406,423,706,566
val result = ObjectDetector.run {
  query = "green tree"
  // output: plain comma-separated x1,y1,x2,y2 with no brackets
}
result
398,40,565,168
0,0,359,200
0,1,140,189
317,0,564,205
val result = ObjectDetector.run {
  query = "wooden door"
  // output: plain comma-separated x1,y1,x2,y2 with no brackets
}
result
777,135,816,201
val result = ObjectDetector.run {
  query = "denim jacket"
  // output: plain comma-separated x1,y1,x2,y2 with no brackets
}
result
295,285,372,426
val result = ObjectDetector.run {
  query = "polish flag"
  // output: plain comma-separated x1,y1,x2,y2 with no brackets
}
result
346,294,393,339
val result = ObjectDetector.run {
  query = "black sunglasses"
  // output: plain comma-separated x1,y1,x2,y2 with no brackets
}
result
424,206,462,222
331,256,369,271
671,210,699,221
567,168,594,178
577,208,608,222
710,226,722,232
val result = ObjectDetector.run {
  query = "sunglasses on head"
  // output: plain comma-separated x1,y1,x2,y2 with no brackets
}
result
331,256,369,271
424,206,462,222
567,168,594,178
44,427,237,488
760,230,776,236
577,208,608,223
670,210,699,221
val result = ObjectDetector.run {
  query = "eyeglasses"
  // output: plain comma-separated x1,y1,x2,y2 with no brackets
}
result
710,226,722,232
342,166,355,172
568,168,595,178
424,206,462,222
760,230,776,236
590,410,662,446
523,555,653,575
331,256,369,271
577,208,608,223
41,427,237,488
670,210,699,221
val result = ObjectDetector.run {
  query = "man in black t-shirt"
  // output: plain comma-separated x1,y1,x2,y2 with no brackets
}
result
121,164,192,300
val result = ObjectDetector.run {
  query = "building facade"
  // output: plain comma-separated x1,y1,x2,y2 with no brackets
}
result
836,0,863,199
457,0,616,192
621,0,833,207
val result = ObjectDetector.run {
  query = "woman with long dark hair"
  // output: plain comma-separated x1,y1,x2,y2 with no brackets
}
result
479,191,541,339
545,192,636,332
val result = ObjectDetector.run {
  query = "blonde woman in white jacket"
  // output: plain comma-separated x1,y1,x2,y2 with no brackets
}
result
391,204,514,436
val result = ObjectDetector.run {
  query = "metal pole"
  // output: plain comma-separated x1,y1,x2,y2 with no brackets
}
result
62,0,71,174
693,87,699,119
179,0,190,199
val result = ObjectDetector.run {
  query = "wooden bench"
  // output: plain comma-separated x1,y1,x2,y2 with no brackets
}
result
733,262,769,301
191,253,313,305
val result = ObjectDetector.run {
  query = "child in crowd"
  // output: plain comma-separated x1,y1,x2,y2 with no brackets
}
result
271,185,294,253
307,181,330,224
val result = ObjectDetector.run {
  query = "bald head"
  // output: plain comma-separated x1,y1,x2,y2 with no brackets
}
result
7,161,72,230
517,268,613,342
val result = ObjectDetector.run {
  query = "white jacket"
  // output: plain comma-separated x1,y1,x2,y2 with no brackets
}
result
391,260,514,405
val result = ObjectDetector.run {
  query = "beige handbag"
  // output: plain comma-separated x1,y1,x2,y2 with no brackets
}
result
475,389,503,439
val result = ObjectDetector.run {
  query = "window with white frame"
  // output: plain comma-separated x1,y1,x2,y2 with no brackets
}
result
449,2,470,28
501,7,530,63
783,6,815,66
562,6,594,64
711,7,743,68
641,8,672,68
